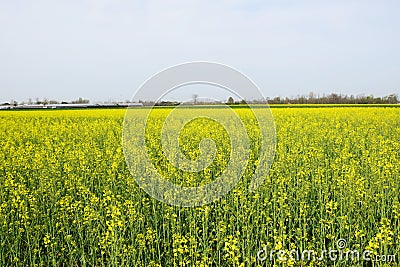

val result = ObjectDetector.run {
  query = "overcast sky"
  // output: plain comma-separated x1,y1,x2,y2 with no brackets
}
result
0,0,399,103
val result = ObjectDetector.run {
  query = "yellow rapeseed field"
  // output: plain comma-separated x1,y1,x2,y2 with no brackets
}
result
0,107,399,266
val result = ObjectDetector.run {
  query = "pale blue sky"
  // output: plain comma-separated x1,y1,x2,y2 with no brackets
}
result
0,0,399,103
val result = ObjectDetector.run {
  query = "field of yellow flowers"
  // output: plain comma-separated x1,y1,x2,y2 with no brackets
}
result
0,107,399,266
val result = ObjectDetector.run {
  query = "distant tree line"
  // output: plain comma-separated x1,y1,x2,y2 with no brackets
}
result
3,97,90,106
2,93,398,107
266,93,399,105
